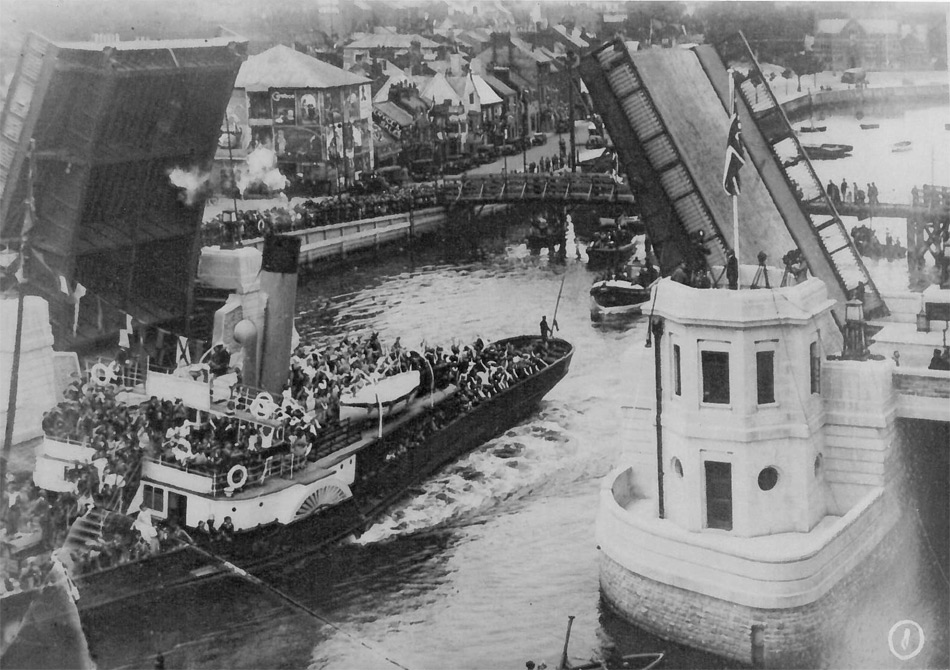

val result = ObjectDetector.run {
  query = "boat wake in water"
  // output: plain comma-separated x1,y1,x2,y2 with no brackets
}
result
351,402,596,545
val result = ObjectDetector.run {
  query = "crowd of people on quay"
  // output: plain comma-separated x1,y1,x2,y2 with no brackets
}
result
521,152,570,175
2,331,559,588
201,184,440,247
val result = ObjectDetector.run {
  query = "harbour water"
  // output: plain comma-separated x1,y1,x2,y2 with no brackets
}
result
77,105,949,670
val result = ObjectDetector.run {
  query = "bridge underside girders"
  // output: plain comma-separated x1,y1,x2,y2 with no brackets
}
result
0,33,247,348
581,36,887,321
438,173,635,206
579,45,721,272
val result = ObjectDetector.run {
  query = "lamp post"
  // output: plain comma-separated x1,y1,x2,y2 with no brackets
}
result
521,88,529,173
841,299,868,360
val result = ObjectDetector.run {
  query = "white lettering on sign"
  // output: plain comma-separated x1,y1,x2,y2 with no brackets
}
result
372,110,403,140
272,91,295,102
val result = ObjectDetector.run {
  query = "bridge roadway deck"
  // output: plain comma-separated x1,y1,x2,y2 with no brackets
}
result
437,173,634,205
805,201,948,220
892,368,950,422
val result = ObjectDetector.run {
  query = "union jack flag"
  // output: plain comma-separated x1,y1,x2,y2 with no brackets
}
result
722,107,746,197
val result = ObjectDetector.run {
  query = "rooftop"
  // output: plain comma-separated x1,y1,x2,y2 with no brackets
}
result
344,33,439,50
235,45,368,91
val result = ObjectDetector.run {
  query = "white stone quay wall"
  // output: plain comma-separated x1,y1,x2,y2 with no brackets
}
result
820,358,902,512
235,205,507,268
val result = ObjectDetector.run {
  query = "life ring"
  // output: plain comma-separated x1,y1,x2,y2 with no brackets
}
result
249,392,275,419
90,363,116,386
227,464,248,489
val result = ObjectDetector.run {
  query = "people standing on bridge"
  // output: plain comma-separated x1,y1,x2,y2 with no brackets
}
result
853,182,859,204
826,180,840,204
840,179,848,202
912,185,920,206
870,182,879,205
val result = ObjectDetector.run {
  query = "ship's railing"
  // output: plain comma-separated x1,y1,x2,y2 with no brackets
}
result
144,418,360,496
146,450,307,496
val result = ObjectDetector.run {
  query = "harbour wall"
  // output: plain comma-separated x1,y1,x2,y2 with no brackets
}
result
236,204,507,270
600,509,908,669
781,83,950,122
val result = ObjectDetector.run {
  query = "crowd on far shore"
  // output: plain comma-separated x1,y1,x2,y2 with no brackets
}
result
201,184,440,247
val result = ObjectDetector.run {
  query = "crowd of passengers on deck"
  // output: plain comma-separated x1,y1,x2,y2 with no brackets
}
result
4,334,559,583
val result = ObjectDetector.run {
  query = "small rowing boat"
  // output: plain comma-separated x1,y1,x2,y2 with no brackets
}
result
802,143,853,160
554,616,664,670
859,123,880,130
799,125,826,133
891,141,912,153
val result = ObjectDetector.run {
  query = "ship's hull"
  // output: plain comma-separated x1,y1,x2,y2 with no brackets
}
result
70,336,574,611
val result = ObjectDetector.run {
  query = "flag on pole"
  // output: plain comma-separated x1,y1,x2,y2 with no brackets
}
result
177,335,191,368
71,283,86,336
118,313,134,349
722,100,746,197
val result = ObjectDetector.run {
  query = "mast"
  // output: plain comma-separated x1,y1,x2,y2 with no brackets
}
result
567,51,577,173
652,317,665,519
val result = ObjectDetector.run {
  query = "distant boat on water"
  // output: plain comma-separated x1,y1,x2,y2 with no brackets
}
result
859,123,880,130
802,143,853,160
891,141,913,153
799,125,826,133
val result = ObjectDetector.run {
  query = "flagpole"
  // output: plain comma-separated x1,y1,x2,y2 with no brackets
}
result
729,70,740,271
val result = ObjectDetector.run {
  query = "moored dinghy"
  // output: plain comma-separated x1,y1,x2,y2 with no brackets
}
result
553,616,665,670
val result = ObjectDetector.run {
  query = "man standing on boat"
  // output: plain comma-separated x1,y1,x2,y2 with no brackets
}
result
540,316,558,341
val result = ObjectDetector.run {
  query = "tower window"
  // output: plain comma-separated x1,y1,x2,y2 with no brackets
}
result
756,350,775,404
757,466,779,491
673,344,682,396
701,350,730,404
810,341,821,394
